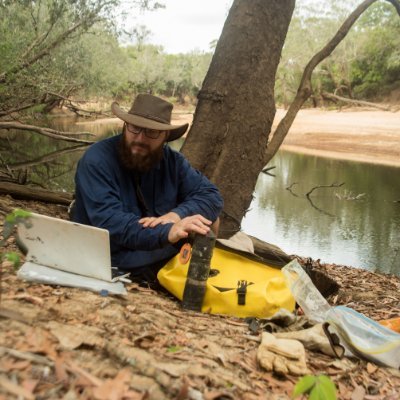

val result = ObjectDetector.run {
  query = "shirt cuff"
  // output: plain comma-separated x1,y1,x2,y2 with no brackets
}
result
158,222,174,247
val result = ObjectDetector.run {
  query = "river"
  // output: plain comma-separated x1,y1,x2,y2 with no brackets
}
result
1,117,399,276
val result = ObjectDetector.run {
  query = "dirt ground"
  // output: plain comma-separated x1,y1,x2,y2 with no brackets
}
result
1,107,400,399
1,196,400,400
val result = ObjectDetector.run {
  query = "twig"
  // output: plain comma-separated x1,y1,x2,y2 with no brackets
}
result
0,346,53,366
261,166,276,177
0,121,94,144
286,182,299,197
306,182,345,198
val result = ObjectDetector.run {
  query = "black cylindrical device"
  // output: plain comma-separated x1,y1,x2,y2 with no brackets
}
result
182,231,216,311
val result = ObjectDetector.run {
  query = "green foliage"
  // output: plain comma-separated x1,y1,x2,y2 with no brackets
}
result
3,252,20,269
1,209,32,247
276,0,400,106
1,209,31,270
167,345,182,353
293,375,337,400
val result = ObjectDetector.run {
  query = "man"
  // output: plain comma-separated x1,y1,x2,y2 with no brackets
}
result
73,94,223,284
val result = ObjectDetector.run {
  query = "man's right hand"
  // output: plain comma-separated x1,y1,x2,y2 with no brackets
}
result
168,215,212,244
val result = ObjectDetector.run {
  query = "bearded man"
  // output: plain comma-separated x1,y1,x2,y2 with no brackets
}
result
73,94,223,285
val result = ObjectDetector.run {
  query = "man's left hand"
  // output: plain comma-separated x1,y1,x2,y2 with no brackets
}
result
139,212,181,228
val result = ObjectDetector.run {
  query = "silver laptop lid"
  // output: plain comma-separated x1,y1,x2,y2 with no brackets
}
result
18,213,112,282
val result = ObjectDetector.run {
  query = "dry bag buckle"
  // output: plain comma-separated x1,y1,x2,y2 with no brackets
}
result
237,280,248,306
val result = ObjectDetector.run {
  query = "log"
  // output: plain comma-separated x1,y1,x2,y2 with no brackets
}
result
0,182,73,205
321,92,392,111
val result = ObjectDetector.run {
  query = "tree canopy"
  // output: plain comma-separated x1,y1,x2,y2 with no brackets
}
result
0,0,399,119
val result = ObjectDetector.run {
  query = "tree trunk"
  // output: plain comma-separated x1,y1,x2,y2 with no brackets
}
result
182,0,295,236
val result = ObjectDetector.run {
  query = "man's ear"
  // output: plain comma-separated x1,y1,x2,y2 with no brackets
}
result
165,131,170,141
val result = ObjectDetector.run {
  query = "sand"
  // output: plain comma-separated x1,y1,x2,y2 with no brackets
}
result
274,108,400,168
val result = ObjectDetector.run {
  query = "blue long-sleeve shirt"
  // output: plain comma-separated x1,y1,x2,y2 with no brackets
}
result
73,134,223,269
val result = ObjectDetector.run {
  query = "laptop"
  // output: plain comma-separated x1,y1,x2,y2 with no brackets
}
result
17,212,127,295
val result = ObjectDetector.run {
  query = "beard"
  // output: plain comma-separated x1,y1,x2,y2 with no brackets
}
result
118,133,164,173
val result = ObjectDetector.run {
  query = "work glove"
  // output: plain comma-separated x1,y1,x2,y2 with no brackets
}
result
274,323,345,358
257,332,311,376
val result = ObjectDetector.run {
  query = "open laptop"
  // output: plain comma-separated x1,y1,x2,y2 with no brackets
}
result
17,212,127,295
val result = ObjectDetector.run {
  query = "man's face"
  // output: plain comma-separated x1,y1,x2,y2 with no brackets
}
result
118,123,168,172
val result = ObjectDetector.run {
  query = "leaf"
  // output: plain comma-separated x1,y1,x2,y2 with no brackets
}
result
309,376,337,400
4,252,20,268
366,362,378,374
292,375,316,397
167,345,182,353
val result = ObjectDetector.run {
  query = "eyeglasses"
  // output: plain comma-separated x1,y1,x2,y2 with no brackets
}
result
125,123,163,139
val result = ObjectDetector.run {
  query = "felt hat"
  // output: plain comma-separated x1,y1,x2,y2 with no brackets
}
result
111,94,189,141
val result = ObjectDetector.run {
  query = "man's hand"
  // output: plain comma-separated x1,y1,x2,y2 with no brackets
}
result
139,212,181,228
168,215,212,244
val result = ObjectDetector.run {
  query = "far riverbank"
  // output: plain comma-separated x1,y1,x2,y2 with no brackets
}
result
274,108,400,168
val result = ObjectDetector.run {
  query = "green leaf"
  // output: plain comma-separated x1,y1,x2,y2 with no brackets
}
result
5,209,31,224
293,375,316,398
12,209,32,219
167,345,182,353
309,376,337,400
4,252,21,269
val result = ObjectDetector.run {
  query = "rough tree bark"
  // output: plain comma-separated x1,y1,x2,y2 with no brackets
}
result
181,0,296,236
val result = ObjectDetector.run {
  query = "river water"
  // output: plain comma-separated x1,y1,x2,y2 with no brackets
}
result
1,117,399,275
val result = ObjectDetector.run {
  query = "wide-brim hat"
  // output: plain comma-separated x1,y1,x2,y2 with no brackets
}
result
111,94,189,142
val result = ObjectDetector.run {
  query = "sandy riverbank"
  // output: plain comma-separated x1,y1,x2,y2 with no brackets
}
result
274,108,400,168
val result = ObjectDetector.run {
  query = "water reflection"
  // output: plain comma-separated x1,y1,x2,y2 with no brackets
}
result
0,117,121,191
242,151,400,275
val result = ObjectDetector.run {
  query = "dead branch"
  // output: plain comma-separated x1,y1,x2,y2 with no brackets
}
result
261,166,276,177
0,181,72,205
322,92,392,111
64,102,112,118
6,145,87,171
286,182,299,197
0,121,95,144
0,102,38,117
265,0,384,163
306,182,345,198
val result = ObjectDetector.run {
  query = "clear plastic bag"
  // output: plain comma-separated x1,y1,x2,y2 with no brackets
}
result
282,260,331,323
326,306,400,369
283,260,400,368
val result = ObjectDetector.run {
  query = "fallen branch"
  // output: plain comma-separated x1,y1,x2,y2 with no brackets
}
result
6,145,87,171
306,182,345,198
0,102,38,117
0,121,95,144
0,182,73,205
321,92,392,111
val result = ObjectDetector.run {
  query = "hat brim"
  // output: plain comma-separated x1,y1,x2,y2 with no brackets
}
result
111,102,188,141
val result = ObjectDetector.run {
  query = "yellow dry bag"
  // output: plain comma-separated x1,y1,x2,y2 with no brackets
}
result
157,245,295,319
